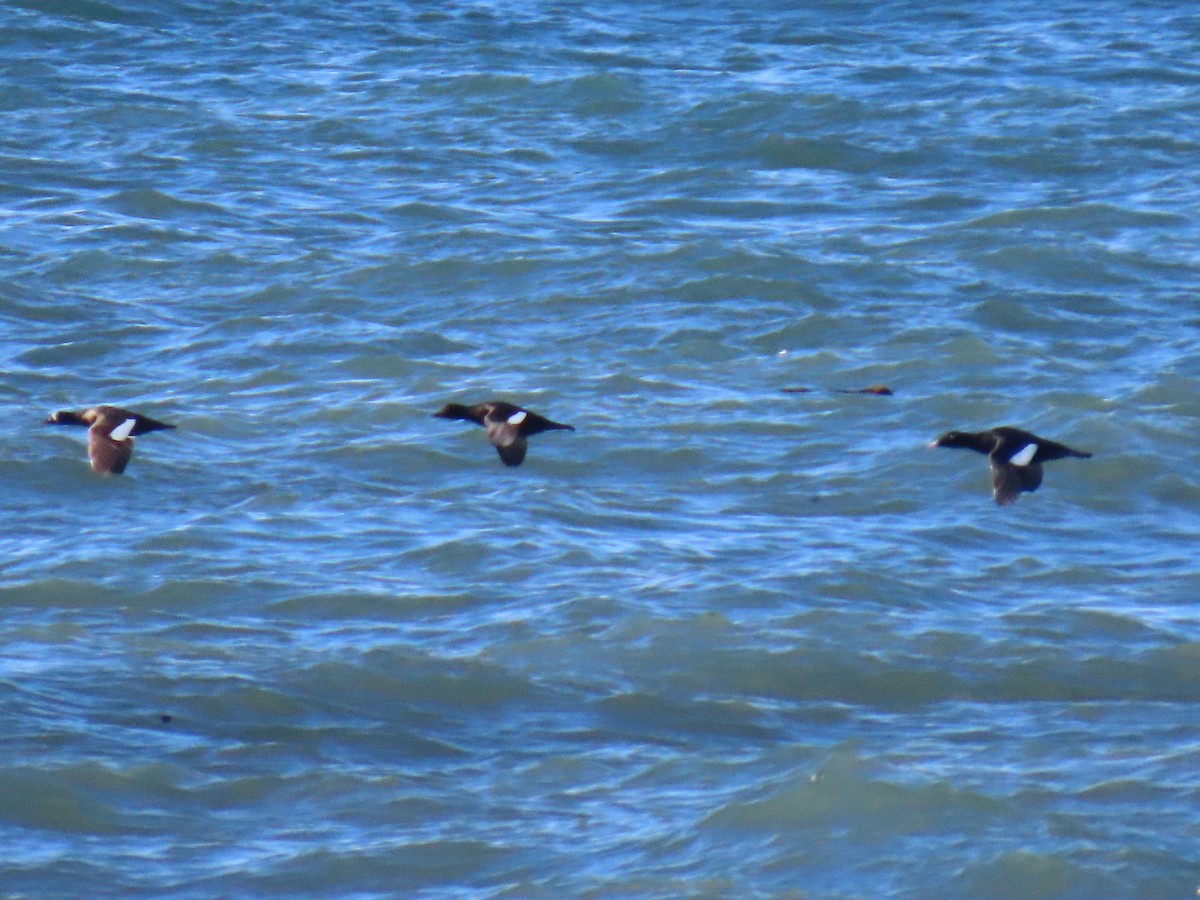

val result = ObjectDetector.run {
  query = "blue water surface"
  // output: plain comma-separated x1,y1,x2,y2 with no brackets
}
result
1,0,1198,896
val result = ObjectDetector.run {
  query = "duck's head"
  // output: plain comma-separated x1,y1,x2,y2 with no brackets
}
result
46,410,87,427
433,403,471,421
930,430,970,449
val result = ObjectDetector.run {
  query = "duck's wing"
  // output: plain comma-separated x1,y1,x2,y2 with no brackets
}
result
1033,437,1091,462
88,429,133,474
517,410,574,436
484,420,528,466
991,460,1043,505
494,437,527,467
1019,463,1044,493
990,461,1022,505
130,413,175,435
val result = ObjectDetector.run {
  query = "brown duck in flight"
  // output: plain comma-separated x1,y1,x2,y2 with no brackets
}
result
434,400,574,466
931,426,1091,505
46,405,175,474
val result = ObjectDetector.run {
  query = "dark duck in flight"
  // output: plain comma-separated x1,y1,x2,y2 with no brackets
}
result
932,426,1091,505
46,405,175,474
434,400,574,466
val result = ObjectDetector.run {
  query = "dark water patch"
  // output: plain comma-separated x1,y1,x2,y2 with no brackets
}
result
385,200,484,224
898,191,986,214
40,248,178,285
750,134,887,174
98,188,230,222
562,71,646,116
0,579,126,610
12,0,153,26
1002,606,1176,648
704,751,1008,834
268,589,477,622
1075,777,1176,804
971,244,1144,289
95,221,216,246
422,72,538,100
298,652,536,718
964,203,1188,234
213,840,512,896
969,296,1087,335
633,196,798,224
0,764,156,834
943,850,1127,900
658,646,974,708
1097,65,1200,87
148,620,286,663
593,691,781,745
607,627,1200,707
1148,473,1200,511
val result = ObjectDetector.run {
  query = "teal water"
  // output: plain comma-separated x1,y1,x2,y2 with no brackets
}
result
1,1,1198,896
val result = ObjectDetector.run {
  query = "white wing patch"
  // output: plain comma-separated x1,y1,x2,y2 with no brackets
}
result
1010,442,1038,466
506,410,528,426
110,418,138,442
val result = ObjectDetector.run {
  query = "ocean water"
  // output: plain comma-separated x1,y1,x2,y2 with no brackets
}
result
1,0,1198,896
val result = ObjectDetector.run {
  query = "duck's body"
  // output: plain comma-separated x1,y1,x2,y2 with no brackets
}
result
932,426,1090,505
434,400,574,466
46,405,175,474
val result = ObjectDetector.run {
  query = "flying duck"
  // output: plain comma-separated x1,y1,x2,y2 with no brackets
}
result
434,400,574,466
46,405,175,474
931,426,1091,505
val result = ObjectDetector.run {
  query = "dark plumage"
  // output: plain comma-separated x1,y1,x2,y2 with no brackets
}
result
931,426,1091,505
434,400,574,466
46,405,175,474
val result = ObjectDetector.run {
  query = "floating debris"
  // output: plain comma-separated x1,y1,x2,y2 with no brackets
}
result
835,385,894,396
781,385,893,396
